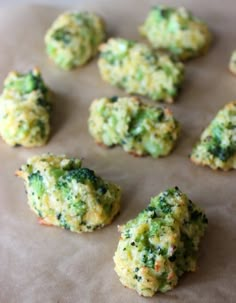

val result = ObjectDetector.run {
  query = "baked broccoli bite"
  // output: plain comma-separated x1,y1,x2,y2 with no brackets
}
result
45,11,106,70
16,154,121,233
98,38,184,103
0,68,51,147
114,187,208,297
140,6,212,60
88,96,180,158
191,101,236,170
229,50,236,75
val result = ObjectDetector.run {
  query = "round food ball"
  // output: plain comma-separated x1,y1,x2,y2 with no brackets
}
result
88,96,180,158
16,154,121,233
0,68,51,147
45,11,106,70
114,187,208,297
139,6,212,60
98,38,184,103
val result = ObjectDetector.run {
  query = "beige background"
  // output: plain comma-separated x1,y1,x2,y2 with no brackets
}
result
0,1,235,302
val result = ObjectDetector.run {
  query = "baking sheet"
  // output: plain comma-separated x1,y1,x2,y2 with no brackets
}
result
0,1,236,302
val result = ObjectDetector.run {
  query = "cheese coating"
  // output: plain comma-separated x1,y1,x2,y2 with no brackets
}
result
229,50,236,75
88,96,180,158
98,38,184,103
140,6,212,60
16,154,121,233
191,101,236,170
45,11,106,70
114,187,207,297
0,68,51,147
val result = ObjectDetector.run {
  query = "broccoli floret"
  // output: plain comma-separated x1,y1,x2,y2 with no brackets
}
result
5,71,48,95
158,195,173,214
51,28,72,44
128,107,165,137
56,167,108,201
110,96,118,103
49,167,65,179
69,200,87,217
150,190,173,214
207,139,235,161
37,97,52,112
28,171,45,198
62,167,100,186
141,248,156,268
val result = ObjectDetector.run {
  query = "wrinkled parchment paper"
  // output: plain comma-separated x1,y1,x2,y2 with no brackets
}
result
0,1,236,302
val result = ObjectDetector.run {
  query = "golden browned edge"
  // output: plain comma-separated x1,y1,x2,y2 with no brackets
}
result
38,210,121,232
10,140,48,149
96,141,146,157
128,151,146,158
179,45,211,62
164,97,174,104
15,169,27,179
38,217,53,226
190,154,234,172
96,141,115,149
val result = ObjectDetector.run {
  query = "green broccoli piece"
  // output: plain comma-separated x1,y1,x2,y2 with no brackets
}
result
206,126,236,161
148,187,180,215
51,28,72,44
69,200,87,217
56,167,108,200
110,96,118,103
28,172,45,198
65,168,99,185
4,71,48,95
37,97,52,112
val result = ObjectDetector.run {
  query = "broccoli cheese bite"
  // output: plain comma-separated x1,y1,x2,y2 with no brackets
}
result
229,50,236,75
114,187,208,297
45,11,106,70
88,96,180,158
191,101,236,170
98,38,184,103
0,68,51,147
16,154,121,233
140,6,212,61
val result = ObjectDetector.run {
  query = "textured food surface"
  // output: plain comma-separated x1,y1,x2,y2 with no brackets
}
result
114,187,207,297
140,6,212,60
88,96,180,157
45,11,105,69
0,68,51,147
98,38,184,102
17,153,121,232
191,101,236,170
1,2,236,303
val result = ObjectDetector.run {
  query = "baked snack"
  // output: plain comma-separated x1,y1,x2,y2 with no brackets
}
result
139,6,212,60
229,50,236,75
98,38,184,103
16,153,121,232
114,187,208,297
0,68,51,147
88,96,180,157
190,101,236,170
45,11,106,70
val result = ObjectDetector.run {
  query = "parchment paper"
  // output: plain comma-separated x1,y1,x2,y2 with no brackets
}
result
0,1,235,302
